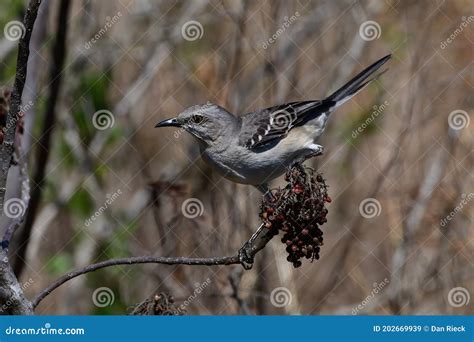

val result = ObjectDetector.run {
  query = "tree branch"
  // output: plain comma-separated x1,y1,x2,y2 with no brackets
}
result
13,0,71,276
33,224,273,309
0,0,41,317
0,250,33,314
0,0,41,211
1,147,30,249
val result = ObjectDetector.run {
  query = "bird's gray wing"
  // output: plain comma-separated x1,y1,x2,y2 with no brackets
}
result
238,100,329,149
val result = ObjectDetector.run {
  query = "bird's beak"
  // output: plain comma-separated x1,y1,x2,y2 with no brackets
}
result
155,117,180,128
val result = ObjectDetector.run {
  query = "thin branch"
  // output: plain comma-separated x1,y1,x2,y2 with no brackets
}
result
0,0,41,211
33,224,273,309
13,0,71,276
22,0,51,153
1,148,30,249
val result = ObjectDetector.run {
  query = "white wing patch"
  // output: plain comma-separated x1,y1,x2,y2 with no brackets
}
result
243,101,326,149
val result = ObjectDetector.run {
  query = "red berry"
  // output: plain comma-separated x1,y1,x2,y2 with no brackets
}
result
293,184,304,194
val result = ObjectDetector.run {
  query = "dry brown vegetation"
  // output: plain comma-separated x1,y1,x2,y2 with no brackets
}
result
0,0,472,315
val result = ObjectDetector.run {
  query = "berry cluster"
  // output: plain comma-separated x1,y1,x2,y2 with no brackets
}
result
129,292,183,315
260,163,330,268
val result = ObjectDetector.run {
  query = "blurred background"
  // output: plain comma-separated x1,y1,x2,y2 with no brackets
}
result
0,0,472,315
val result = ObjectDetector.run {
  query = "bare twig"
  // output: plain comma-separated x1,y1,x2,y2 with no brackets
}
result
13,0,71,276
386,126,457,312
22,0,51,153
33,224,273,309
0,0,41,211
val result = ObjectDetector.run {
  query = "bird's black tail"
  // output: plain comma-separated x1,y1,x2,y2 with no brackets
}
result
326,54,391,106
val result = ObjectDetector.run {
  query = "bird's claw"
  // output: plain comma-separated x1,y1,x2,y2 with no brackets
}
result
238,242,254,270
310,144,324,157
303,144,324,161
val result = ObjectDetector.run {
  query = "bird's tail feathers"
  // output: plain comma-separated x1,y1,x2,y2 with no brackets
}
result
325,54,391,108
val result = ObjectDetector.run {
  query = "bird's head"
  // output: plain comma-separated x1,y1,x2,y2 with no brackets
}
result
155,102,239,146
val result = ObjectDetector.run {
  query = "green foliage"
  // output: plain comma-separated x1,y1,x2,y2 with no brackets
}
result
89,283,126,315
0,53,18,81
79,71,110,110
341,107,381,147
103,124,123,146
339,89,388,147
68,187,95,219
102,221,138,261
71,70,112,144
0,0,25,81
56,132,78,171
71,103,92,142
45,253,73,276
0,0,24,26
92,163,107,179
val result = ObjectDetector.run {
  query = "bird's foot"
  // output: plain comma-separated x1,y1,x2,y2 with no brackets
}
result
238,242,254,270
292,144,324,165
304,144,324,160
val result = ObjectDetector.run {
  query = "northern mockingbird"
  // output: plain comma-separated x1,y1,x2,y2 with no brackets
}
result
156,54,391,193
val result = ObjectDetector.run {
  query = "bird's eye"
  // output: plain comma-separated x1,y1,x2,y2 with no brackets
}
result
192,115,204,124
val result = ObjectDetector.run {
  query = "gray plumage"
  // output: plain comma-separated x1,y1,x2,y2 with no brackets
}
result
156,54,391,193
